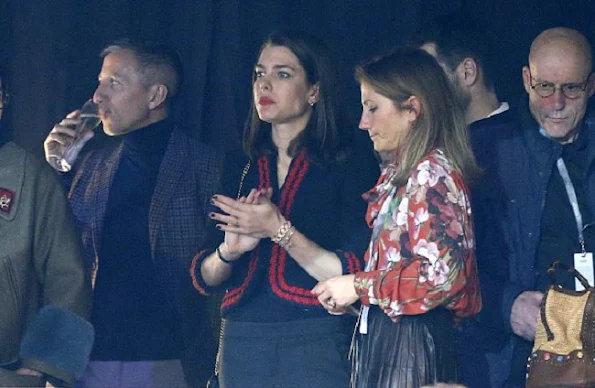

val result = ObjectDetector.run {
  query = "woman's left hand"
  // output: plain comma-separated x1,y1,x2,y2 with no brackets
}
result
210,188,284,239
312,274,359,314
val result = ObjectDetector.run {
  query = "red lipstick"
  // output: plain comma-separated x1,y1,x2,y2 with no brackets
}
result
259,96,274,105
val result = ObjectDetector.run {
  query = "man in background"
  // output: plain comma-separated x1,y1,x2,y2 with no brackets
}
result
462,27,594,387
418,14,509,124
44,39,221,387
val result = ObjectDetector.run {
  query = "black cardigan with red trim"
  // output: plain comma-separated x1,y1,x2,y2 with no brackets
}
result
191,146,379,318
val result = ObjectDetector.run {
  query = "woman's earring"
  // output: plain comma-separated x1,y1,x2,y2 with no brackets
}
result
309,100,315,107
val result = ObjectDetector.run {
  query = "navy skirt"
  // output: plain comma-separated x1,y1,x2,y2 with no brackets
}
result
219,316,351,388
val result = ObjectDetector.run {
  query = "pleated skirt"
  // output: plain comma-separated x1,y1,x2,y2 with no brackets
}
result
352,306,459,388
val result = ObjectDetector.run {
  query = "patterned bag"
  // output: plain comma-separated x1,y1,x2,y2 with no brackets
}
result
526,261,595,387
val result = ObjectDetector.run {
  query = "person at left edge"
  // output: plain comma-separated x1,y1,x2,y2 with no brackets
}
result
190,30,379,388
43,39,222,388
0,65,92,386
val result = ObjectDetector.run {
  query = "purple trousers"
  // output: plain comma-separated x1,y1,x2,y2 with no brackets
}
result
79,360,186,388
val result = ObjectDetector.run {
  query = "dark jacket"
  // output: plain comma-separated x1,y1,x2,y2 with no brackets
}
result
66,127,223,387
459,103,595,387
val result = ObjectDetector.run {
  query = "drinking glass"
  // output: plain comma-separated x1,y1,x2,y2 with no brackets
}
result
48,99,101,172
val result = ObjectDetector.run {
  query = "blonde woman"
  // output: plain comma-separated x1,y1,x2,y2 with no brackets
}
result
313,47,482,388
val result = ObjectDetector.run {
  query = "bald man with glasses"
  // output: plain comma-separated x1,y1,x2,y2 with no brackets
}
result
528,70,590,99
456,27,595,387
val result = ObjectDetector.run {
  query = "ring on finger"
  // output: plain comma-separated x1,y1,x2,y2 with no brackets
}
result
326,298,337,309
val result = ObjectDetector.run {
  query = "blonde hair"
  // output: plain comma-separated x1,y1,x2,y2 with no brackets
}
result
356,46,479,185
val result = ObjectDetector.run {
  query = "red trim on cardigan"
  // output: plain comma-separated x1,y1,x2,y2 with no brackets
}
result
278,151,307,216
258,156,270,189
271,245,320,304
268,150,319,304
221,247,260,308
345,251,363,274
190,250,209,295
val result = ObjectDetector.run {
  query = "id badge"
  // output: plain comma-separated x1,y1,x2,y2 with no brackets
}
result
574,252,594,291
359,306,369,334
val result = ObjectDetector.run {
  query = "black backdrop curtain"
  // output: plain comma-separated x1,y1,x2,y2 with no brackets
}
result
0,0,593,156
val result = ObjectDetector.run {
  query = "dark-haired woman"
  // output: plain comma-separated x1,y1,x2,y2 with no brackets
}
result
313,47,482,388
190,30,378,388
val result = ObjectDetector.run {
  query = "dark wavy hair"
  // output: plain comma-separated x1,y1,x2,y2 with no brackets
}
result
243,30,350,165
356,47,479,184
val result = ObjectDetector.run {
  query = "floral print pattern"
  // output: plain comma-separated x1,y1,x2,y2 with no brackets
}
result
354,150,481,320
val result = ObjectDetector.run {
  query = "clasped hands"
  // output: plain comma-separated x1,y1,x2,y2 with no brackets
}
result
209,188,284,259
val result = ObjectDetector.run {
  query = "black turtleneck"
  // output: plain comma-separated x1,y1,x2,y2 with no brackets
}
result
91,117,183,361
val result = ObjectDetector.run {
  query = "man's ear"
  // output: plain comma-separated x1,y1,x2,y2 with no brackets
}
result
522,66,532,94
148,84,168,109
458,58,478,86
586,73,595,98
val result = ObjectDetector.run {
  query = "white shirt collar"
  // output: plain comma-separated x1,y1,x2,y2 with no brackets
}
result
486,102,510,118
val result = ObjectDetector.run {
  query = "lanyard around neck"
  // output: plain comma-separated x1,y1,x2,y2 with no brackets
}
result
556,157,586,253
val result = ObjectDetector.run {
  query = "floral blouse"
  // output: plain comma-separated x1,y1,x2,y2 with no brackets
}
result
354,149,481,320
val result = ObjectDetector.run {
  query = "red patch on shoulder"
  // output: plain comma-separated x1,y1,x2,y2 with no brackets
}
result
0,188,14,214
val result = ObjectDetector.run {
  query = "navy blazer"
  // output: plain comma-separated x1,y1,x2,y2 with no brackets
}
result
460,104,595,387
66,126,223,387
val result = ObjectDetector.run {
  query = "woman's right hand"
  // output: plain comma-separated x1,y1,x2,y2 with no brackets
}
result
312,274,359,313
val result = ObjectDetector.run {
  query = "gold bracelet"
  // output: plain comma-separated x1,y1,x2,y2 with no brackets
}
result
271,220,292,244
278,226,296,250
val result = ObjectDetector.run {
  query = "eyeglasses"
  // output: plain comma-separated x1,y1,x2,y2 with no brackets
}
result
529,70,590,99
0,89,9,106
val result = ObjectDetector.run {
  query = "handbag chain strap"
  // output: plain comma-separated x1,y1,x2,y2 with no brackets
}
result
236,159,251,200
214,158,251,376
